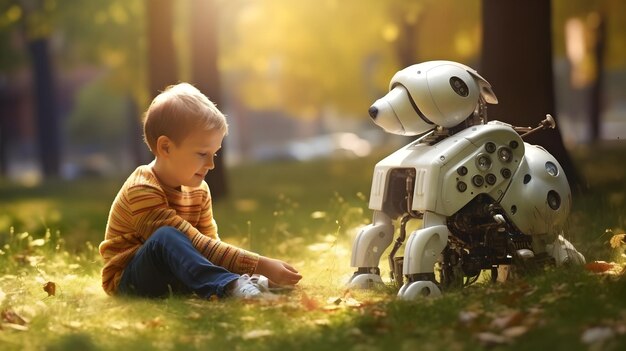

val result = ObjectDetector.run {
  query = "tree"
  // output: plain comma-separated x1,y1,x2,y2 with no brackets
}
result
189,0,228,200
17,0,62,177
146,0,177,101
481,0,584,192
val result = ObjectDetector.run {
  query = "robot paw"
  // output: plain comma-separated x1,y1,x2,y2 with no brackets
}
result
398,280,442,300
348,273,384,289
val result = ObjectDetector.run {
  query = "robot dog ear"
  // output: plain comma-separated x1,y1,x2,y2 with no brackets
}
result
466,69,498,104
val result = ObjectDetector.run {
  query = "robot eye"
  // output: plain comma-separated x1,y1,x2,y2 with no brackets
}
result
449,76,469,97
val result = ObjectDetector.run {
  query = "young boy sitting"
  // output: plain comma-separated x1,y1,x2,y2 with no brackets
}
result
99,83,302,299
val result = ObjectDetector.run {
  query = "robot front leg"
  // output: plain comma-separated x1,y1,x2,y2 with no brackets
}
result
398,213,450,300
349,211,394,288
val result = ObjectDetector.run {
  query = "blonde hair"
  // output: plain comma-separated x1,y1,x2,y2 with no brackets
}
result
143,83,228,153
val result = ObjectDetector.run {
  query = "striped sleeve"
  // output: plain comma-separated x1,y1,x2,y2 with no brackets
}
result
195,182,218,239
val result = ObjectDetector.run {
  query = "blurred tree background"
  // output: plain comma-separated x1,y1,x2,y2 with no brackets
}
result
0,0,624,193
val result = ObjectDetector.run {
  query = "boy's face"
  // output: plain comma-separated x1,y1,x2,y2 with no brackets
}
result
159,128,224,188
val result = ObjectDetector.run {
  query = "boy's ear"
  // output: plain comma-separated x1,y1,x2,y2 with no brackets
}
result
155,136,172,157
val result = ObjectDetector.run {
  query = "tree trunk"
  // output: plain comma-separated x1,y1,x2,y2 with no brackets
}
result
190,0,229,200
28,37,61,177
146,0,178,98
0,87,11,177
481,0,584,192
589,12,606,143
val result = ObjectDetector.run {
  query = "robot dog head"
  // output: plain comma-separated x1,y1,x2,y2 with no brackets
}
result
369,61,498,136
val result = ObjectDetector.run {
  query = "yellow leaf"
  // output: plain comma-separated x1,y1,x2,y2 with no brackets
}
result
610,234,626,249
29,239,46,247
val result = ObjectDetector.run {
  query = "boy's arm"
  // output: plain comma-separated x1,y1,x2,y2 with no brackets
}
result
128,185,259,275
195,182,219,239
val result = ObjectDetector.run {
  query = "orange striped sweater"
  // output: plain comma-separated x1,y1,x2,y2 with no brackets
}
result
99,165,259,295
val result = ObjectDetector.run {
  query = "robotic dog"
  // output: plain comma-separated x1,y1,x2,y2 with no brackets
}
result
349,61,584,300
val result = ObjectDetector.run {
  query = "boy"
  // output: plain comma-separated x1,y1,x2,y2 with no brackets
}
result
99,83,302,299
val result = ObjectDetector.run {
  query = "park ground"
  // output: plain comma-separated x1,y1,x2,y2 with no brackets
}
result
1,143,626,350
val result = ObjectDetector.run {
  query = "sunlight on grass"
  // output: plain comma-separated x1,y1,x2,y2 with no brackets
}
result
1,149,626,350
0,223,397,351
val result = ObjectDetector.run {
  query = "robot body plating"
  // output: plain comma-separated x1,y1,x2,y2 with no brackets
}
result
349,61,584,299
369,123,525,217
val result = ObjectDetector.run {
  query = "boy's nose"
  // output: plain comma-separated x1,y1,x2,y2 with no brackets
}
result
205,157,215,170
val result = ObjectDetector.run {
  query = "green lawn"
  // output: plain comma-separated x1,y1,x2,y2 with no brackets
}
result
1,145,626,350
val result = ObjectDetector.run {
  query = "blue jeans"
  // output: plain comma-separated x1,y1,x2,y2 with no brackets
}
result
118,226,240,298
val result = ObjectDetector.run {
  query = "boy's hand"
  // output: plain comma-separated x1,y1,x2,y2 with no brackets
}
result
255,256,302,287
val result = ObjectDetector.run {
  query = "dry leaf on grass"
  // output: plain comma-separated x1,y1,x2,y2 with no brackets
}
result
242,329,273,340
581,326,615,345
322,296,363,311
585,261,624,275
1,309,27,325
43,281,56,296
476,332,510,346
136,316,164,330
501,325,529,338
490,310,525,330
300,291,320,311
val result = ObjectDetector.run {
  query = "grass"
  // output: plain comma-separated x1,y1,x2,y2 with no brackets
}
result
1,144,626,350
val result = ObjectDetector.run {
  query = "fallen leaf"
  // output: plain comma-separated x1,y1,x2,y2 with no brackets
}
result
29,238,46,247
581,326,615,345
242,329,273,339
326,297,342,305
609,234,626,249
43,281,56,296
458,310,480,326
501,325,529,338
476,332,510,346
344,297,362,307
300,292,319,311
2,323,28,331
1,309,27,325
312,318,331,326
491,311,525,330
140,317,164,329
585,261,614,273
585,261,623,275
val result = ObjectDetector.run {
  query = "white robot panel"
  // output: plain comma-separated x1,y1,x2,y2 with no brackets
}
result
368,123,526,218
438,123,525,216
499,143,571,235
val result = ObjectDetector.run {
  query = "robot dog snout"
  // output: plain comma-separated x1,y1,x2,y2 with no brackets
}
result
368,106,379,119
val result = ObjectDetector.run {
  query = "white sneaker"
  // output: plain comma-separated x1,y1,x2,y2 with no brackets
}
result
250,274,270,292
250,274,294,293
228,274,264,298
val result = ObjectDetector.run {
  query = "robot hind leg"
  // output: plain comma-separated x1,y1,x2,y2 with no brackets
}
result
349,211,394,289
